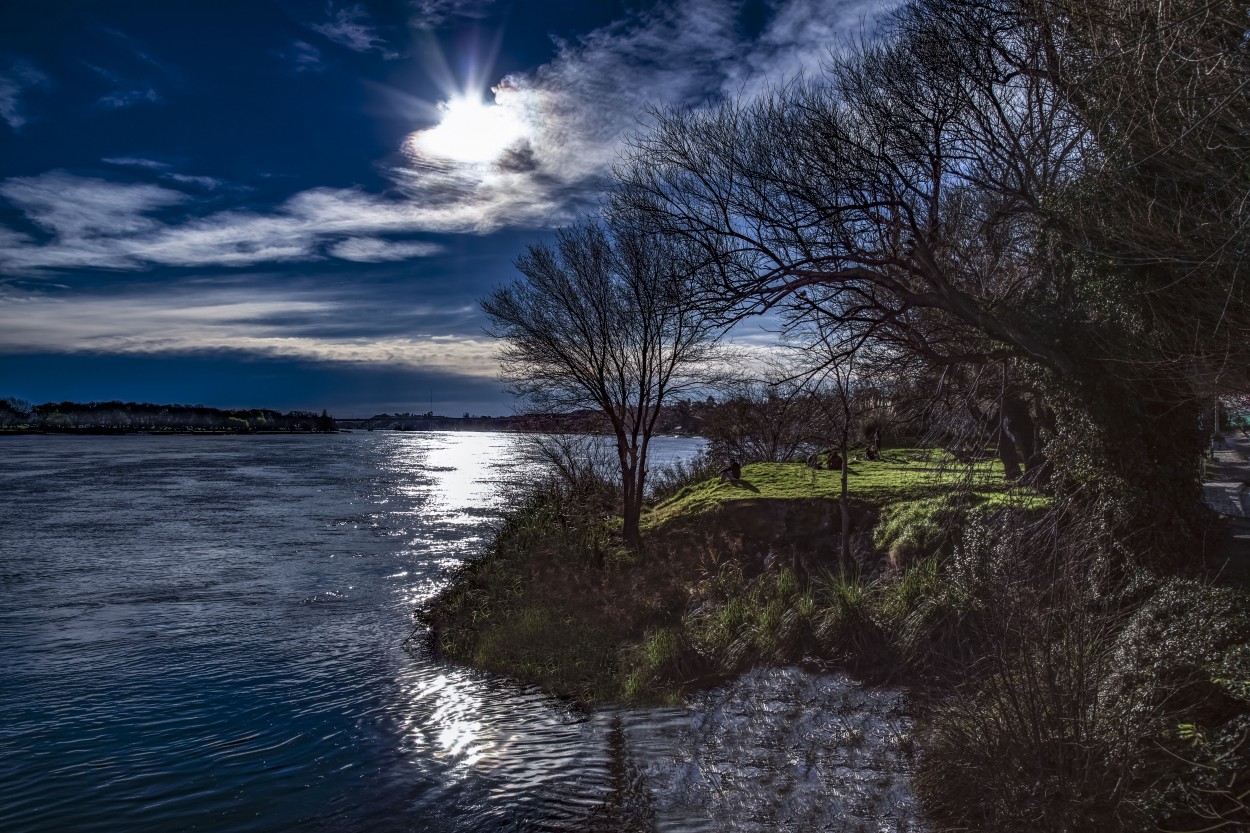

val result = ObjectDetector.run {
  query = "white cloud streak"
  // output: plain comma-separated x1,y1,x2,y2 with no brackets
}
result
328,237,444,261
98,86,162,109
283,40,325,72
163,173,222,189
102,156,170,170
0,285,501,377
0,173,452,273
85,61,165,110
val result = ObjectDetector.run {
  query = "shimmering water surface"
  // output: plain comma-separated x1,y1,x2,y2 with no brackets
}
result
0,432,919,832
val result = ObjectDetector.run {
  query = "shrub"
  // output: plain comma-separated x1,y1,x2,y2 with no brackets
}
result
914,503,1250,832
647,449,721,502
916,513,1144,831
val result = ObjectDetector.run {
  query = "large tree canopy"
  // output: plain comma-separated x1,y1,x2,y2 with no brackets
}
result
614,0,1250,562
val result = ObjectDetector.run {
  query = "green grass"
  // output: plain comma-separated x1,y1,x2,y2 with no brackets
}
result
646,449,1038,527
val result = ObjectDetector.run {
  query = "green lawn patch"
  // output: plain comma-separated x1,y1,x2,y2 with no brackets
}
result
646,449,1037,527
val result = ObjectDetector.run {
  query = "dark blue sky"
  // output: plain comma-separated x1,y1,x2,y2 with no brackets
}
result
0,0,887,417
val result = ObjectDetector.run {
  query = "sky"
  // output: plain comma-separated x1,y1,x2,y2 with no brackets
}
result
0,0,891,417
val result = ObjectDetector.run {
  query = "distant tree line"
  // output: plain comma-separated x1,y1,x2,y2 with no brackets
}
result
0,397,336,433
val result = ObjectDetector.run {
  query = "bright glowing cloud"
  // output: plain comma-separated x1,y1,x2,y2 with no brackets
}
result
407,94,528,166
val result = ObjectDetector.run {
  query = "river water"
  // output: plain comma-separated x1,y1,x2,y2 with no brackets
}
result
0,432,920,832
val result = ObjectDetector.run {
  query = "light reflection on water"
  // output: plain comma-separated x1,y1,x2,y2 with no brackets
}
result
0,431,920,832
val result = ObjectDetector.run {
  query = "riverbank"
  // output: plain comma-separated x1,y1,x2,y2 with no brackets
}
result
423,450,1032,703
425,449,1250,831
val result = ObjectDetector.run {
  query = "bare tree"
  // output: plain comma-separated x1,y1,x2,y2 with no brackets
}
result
482,219,723,549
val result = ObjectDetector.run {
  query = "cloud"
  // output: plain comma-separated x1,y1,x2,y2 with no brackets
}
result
0,59,51,130
722,0,897,99
99,86,162,109
0,284,500,377
102,156,170,170
391,0,894,232
99,25,177,77
0,173,466,274
329,237,444,262
310,5,398,58
102,160,224,190
85,62,164,110
163,173,222,189
409,0,496,27
281,40,325,73
1,172,186,239
0,1,896,275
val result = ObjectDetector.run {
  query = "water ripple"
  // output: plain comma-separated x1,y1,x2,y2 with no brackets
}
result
0,432,917,833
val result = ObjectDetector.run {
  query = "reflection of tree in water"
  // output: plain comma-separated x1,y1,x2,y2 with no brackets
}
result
590,715,657,833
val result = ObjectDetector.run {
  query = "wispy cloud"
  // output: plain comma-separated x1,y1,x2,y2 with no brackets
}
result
99,25,177,78
0,284,500,377
1,172,186,239
0,173,459,274
390,0,893,231
329,236,443,262
102,156,170,170
85,62,164,110
0,59,51,130
101,159,224,189
722,0,895,99
280,40,325,73
409,0,496,27
98,86,162,109
163,173,222,189
310,4,398,58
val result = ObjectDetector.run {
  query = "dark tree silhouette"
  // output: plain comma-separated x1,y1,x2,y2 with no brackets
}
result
614,0,1250,562
482,219,722,549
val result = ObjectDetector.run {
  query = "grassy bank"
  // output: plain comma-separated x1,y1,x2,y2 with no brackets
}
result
424,450,1039,703
423,451,1250,830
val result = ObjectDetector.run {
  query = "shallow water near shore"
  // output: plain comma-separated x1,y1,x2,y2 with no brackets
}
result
0,432,920,831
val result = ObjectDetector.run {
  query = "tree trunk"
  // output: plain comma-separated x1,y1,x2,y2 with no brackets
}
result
839,424,850,569
622,495,643,551
1045,370,1209,569
995,410,1024,481
619,452,644,551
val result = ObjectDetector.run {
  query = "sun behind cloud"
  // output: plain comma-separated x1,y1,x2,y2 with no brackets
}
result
407,94,527,166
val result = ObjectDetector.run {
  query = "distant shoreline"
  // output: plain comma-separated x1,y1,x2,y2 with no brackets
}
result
2,400,706,437
0,425,706,438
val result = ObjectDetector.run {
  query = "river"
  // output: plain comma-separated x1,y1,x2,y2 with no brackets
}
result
0,432,920,832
